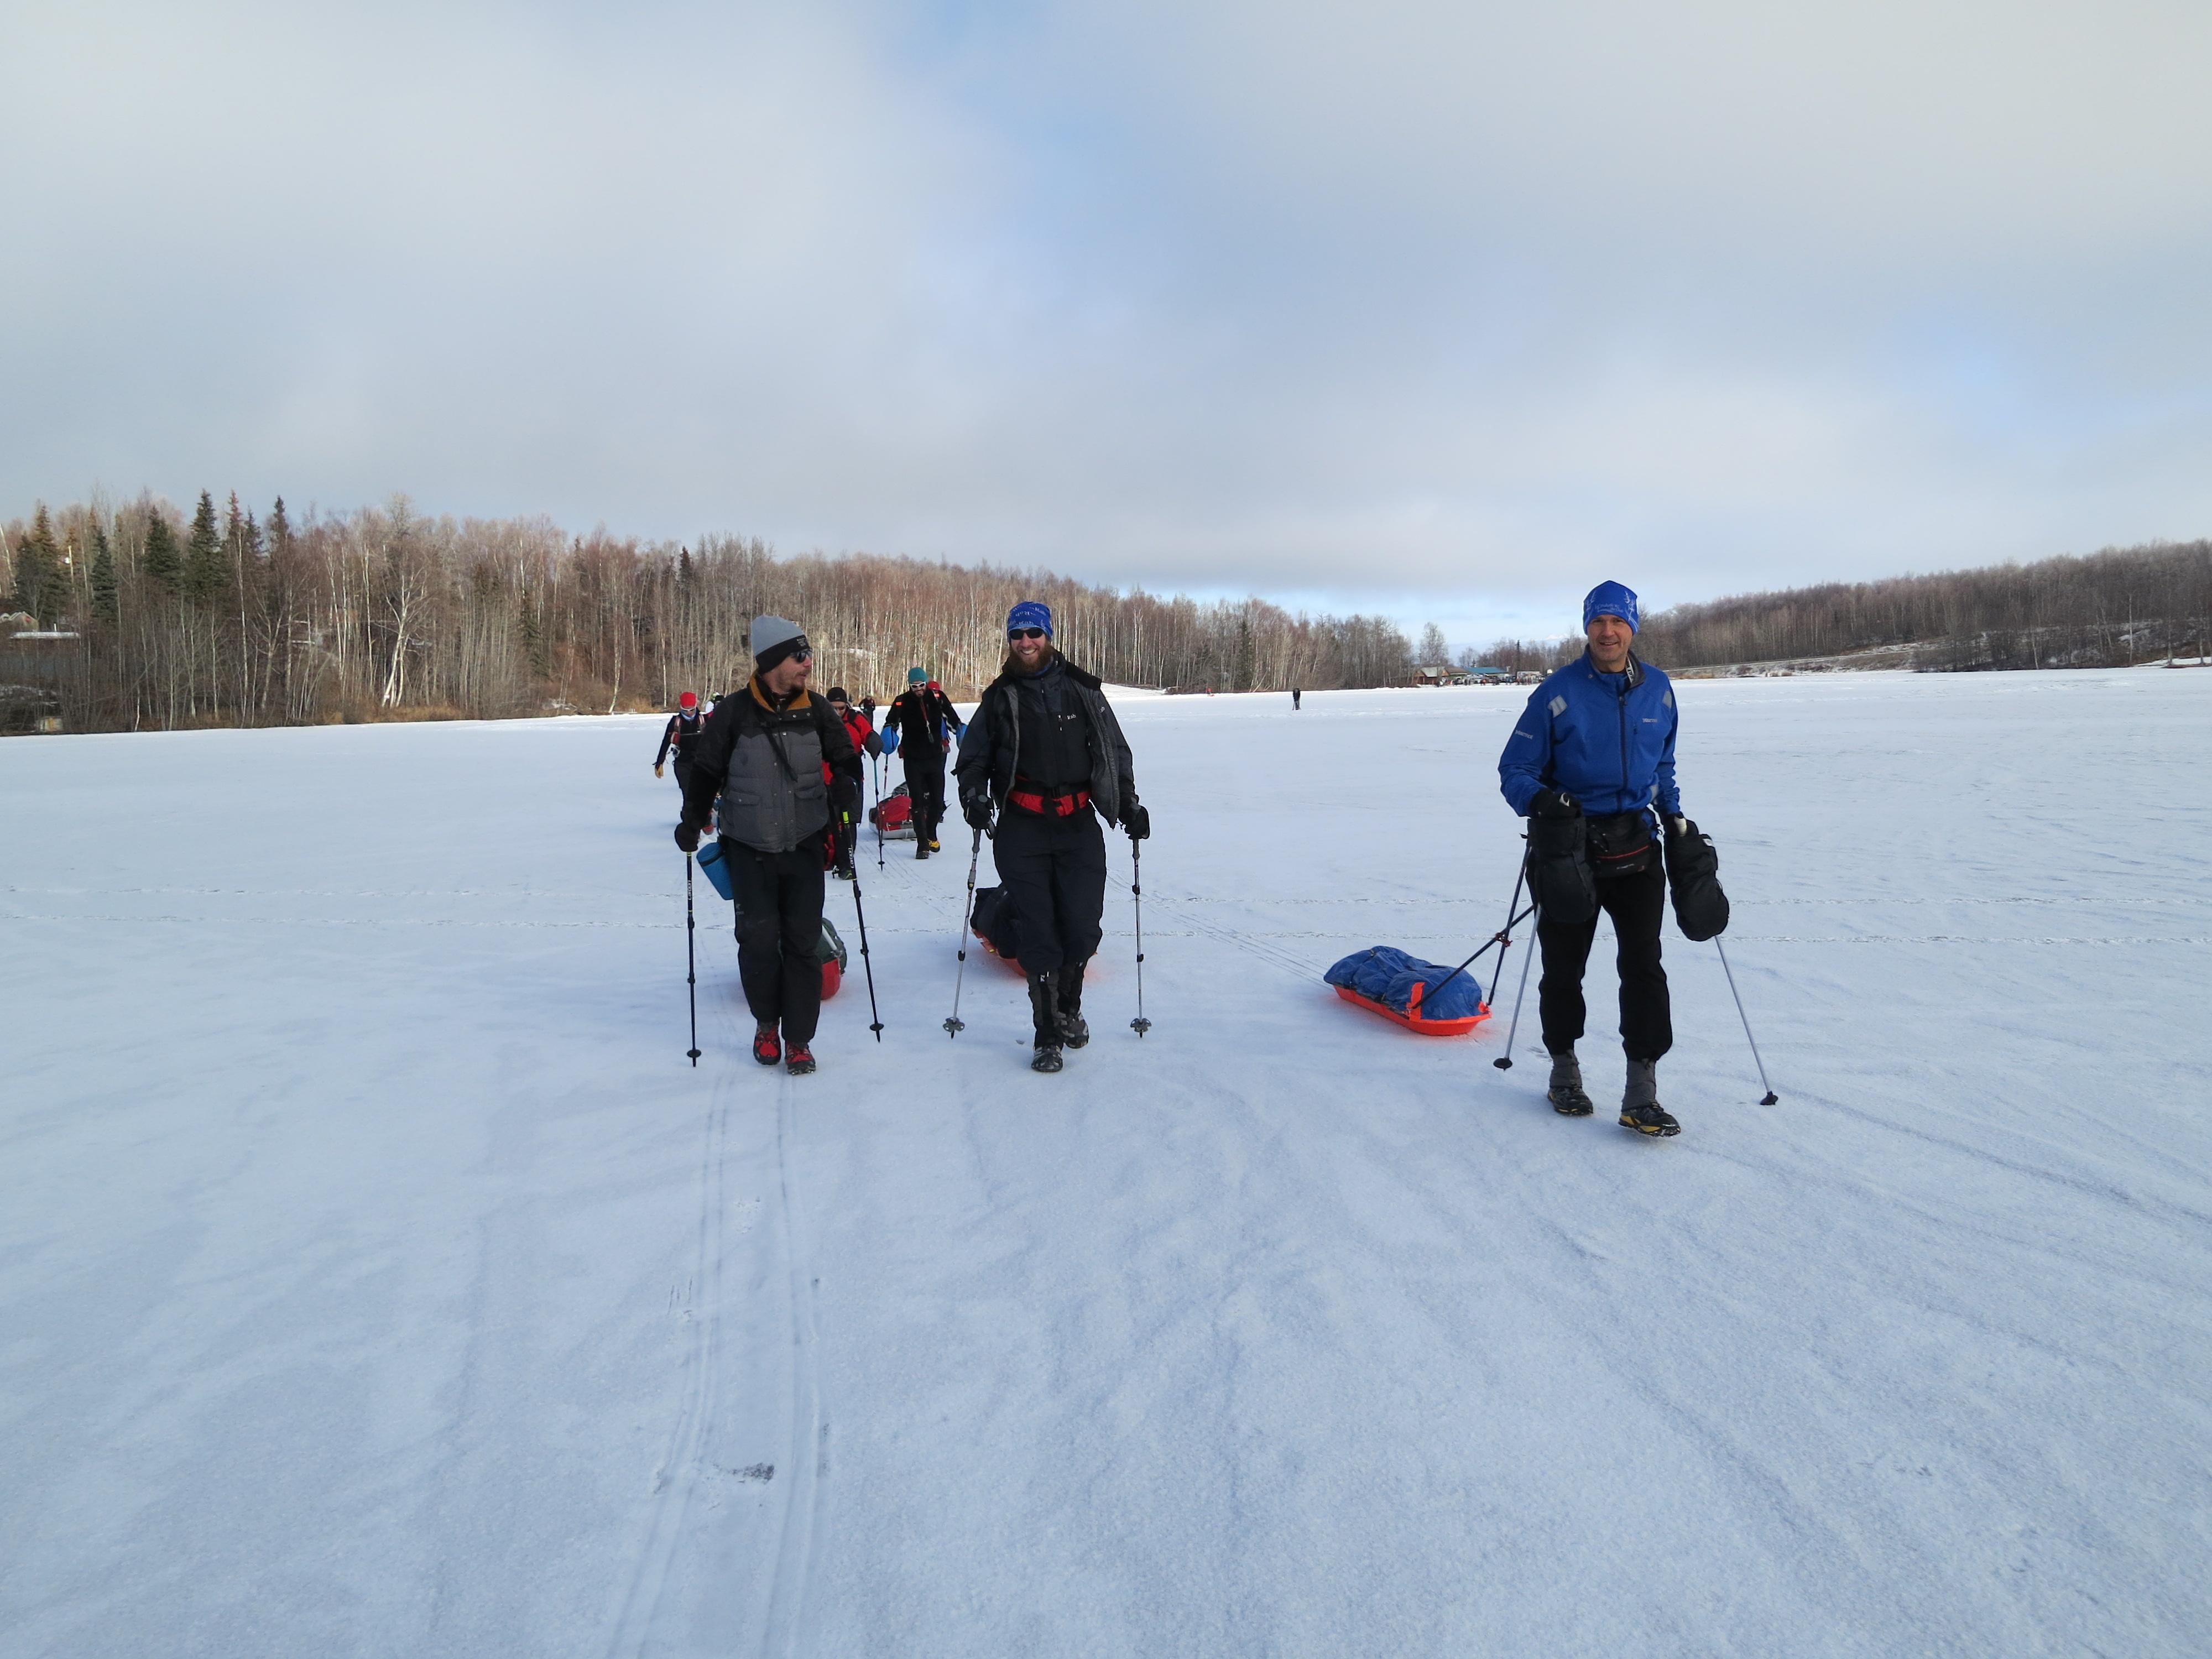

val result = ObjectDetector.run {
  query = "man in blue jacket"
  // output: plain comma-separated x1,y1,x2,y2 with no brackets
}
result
1498,581,1684,1136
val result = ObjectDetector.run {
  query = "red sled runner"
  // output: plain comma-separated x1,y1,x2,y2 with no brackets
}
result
1332,981,1490,1036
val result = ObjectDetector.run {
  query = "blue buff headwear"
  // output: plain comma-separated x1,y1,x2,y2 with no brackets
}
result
1006,601,1053,638
1582,581,1640,633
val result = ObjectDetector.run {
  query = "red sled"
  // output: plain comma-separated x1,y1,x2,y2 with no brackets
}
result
869,785,917,839
1333,981,1491,1036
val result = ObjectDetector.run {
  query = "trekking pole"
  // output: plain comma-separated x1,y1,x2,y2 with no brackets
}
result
1713,937,1779,1104
1129,836,1151,1036
843,812,884,1042
684,854,702,1066
1491,900,1541,1070
874,757,886,869
1430,852,1530,1004
943,819,985,1036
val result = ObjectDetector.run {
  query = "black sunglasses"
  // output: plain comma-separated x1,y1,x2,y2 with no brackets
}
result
1009,628,1047,640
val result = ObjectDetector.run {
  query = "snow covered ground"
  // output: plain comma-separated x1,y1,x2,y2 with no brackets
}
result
4,666,2210,1658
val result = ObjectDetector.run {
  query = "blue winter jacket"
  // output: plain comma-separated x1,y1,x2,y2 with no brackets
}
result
1498,651,1681,820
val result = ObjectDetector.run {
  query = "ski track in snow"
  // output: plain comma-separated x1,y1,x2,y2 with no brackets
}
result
5,669,2212,1658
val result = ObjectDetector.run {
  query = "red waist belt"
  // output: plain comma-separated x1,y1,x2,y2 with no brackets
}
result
1008,784,1091,817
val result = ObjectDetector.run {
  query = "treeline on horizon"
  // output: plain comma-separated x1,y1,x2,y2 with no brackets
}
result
0,492,1420,734
7,491,2209,735
1629,540,2212,674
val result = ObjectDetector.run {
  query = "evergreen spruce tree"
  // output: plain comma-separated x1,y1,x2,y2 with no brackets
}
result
142,510,182,592
185,490,225,605
11,504,61,623
90,525,119,623
267,495,291,555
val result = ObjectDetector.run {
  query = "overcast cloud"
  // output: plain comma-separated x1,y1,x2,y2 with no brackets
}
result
5,0,2210,645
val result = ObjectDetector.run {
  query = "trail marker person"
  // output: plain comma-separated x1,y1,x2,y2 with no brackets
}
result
1498,580,1684,1136
955,601,1148,1073
1291,687,1302,711
883,667,965,858
654,692,706,794
825,687,881,879
674,617,862,1076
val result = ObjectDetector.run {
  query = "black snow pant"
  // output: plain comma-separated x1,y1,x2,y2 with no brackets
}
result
993,804,1107,1028
1537,859,1671,1062
723,832,828,1045
903,751,946,845
672,755,696,801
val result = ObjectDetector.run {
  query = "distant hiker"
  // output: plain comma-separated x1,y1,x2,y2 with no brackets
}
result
1292,687,1302,711
955,601,1147,1073
881,667,965,858
655,692,706,794
1498,580,1684,1136
675,617,863,1076
825,687,881,880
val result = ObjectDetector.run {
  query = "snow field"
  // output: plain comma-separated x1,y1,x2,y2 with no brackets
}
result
3,666,2210,1657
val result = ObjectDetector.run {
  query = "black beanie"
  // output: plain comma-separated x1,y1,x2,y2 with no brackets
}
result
755,634,810,673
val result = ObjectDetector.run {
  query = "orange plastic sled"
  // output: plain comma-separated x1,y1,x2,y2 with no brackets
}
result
1334,981,1491,1036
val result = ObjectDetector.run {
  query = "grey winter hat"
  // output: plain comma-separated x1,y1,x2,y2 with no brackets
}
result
750,614,807,664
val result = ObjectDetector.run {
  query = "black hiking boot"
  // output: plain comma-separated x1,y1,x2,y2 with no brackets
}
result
1546,1049,1593,1116
1619,1058,1679,1136
1057,961,1089,1049
1027,967,1066,1072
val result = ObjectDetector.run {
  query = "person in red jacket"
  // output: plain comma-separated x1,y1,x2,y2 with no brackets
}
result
824,688,881,878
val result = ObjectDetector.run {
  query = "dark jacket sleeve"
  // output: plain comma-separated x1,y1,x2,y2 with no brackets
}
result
952,684,1004,803
1093,695,1136,823
655,714,679,766
680,699,743,828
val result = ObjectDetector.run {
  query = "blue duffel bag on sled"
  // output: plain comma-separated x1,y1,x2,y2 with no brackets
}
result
1325,946,1491,1036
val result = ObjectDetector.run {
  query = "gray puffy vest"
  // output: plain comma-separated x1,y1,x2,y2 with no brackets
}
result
717,707,828,853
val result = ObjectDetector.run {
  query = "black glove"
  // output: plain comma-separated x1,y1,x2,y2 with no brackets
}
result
1124,802,1151,841
675,822,701,853
1528,788,1580,820
963,794,993,831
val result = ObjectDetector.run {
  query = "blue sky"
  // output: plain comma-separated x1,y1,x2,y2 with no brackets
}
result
6,0,2210,648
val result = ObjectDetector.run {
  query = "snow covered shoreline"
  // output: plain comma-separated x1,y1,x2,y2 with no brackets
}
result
4,668,2210,1656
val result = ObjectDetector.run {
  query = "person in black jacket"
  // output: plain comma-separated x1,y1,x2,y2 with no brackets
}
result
954,601,1149,1073
880,667,965,857
674,615,862,1076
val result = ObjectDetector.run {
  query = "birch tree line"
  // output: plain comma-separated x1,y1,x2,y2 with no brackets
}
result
2,493,1416,733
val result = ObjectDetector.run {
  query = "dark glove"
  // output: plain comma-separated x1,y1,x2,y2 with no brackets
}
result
1124,802,1151,841
963,794,993,831
1528,788,1580,820
675,822,701,853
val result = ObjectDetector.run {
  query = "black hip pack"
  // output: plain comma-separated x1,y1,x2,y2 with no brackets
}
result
1586,811,1656,879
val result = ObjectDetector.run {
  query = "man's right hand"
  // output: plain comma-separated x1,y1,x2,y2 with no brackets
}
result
654,764,664,778
1528,788,1580,819
963,795,993,831
675,822,701,853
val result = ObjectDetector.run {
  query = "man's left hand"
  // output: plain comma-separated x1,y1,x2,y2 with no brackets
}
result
1124,802,1151,841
